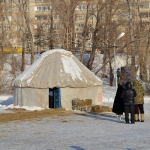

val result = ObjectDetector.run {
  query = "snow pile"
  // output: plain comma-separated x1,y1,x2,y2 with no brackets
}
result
0,96,44,113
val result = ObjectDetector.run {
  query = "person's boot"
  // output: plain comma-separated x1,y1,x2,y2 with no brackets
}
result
117,115,124,123
141,114,144,122
137,114,140,121
117,115,120,122
125,118,129,124
134,114,138,122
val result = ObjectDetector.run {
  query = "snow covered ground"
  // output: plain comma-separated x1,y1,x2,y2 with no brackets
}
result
0,84,150,150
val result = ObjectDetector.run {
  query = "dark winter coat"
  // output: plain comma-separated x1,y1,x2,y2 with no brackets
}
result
120,82,136,104
133,80,145,104
112,84,124,115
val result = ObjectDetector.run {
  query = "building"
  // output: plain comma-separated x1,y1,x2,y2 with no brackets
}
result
0,0,150,54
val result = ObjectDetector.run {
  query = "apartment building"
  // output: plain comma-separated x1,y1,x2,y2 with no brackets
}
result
0,0,150,53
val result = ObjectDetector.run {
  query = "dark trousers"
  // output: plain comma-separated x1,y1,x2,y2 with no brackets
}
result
134,104,144,114
117,75,120,80
49,96,54,108
124,104,134,123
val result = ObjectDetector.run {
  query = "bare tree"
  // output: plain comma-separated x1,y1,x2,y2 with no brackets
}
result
53,0,81,51
85,0,121,85
80,1,91,63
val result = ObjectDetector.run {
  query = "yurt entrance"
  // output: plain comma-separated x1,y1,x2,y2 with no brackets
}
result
49,88,61,108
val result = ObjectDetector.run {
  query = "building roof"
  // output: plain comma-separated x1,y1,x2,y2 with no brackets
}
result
14,49,103,88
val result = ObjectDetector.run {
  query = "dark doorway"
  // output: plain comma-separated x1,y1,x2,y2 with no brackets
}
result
49,88,54,108
49,88,61,108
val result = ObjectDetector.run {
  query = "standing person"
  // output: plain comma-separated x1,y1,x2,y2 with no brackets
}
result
133,80,145,122
120,69,126,81
112,81,125,122
116,68,121,81
120,82,136,124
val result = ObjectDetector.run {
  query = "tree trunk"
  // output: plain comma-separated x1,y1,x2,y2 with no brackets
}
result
87,32,97,70
108,46,113,86
49,8,54,50
21,40,25,71
126,0,135,77
11,47,15,77
81,4,89,63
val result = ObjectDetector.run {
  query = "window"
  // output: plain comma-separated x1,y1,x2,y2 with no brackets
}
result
85,42,92,47
3,25,10,30
35,16,47,20
76,14,86,20
55,33,60,38
24,44,29,48
139,3,149,8
76,33,82,38
142,22,150,26
79,5,87,10
7,8,12,12
35,6,51,11
35,16,41,20
36,7,42,11
122,13,130,18
40,35,47,39
53,15,61,20
26,8,29,12
17,26,21,30
10,0,22,3
76,5,87,10
78,24,84,28
66,0,70,2
140,13,148,18
3,16,11,21
42,24,51,29
17,44,21,48
35,0,44,3
53,24,61,29
2,0,6,3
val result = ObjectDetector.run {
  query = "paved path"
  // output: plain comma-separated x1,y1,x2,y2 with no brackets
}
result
0,103,150,150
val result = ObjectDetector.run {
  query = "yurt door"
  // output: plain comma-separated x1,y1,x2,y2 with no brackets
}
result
53,88,61,108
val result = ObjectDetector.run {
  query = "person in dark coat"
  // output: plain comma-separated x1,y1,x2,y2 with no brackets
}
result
120,82,136,124
112,82,125,122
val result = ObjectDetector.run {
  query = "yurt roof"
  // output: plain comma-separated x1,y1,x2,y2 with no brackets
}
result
14,49,103,88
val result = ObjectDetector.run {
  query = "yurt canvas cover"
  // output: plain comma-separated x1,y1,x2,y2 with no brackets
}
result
13,49,103,109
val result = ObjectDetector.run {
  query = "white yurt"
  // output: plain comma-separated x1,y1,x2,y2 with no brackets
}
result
13,49,103,110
